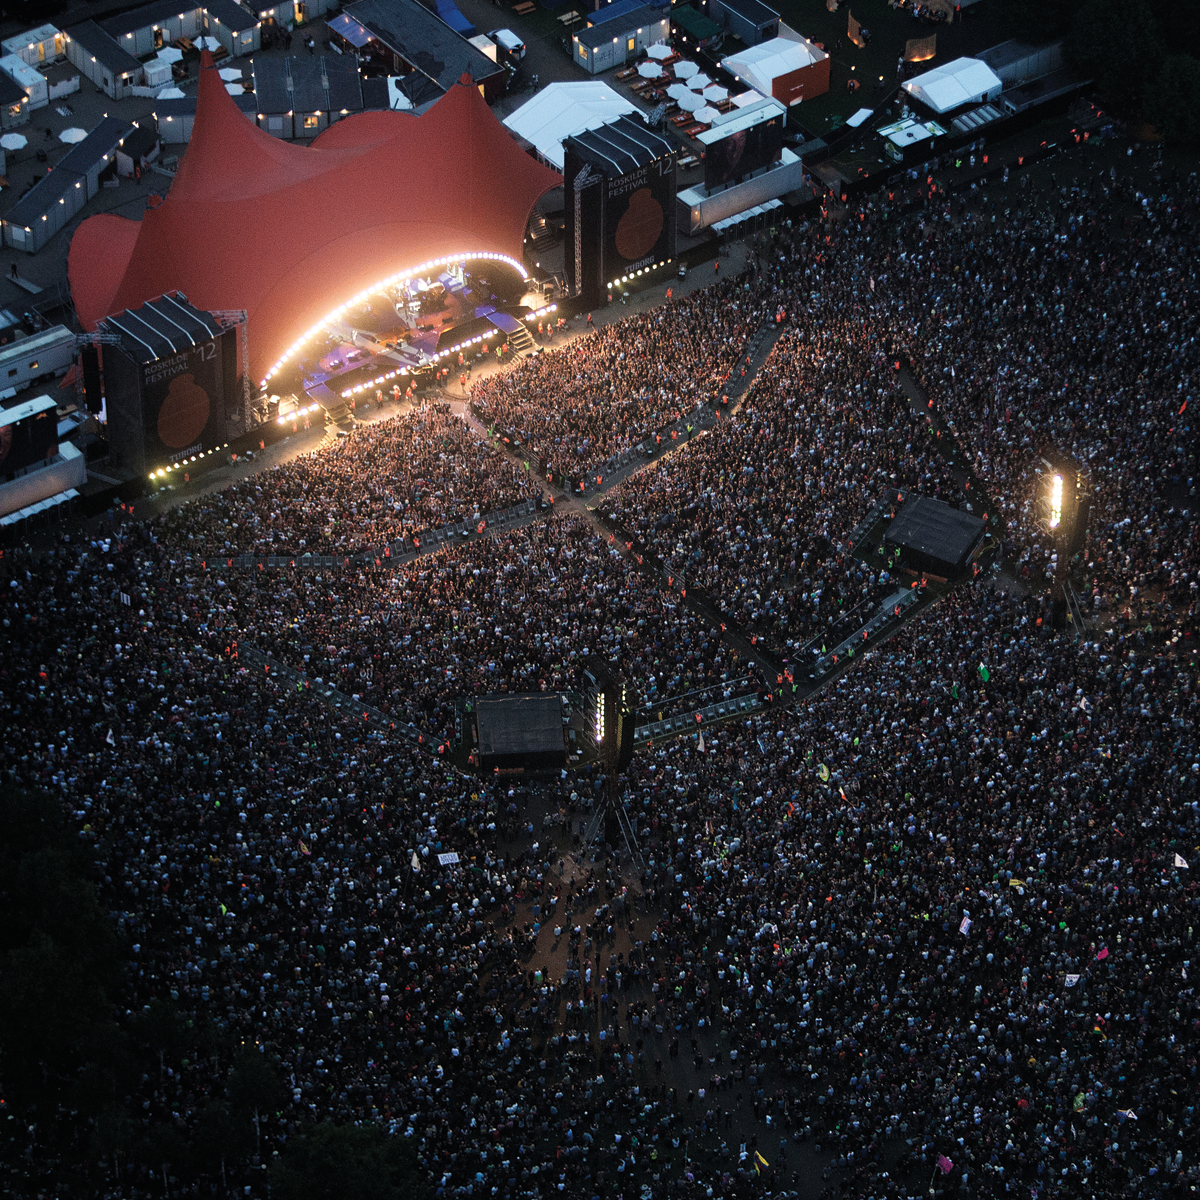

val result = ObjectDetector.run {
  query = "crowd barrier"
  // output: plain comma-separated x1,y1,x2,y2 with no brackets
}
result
238,644,437,753
224,497,544,572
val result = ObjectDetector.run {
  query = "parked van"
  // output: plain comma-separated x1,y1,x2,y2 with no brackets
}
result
487,28,526,59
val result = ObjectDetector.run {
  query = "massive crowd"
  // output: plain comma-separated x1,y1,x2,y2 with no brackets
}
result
214,514,753,745
0,139,1197,1200
469,282,770,479
155,409,537,560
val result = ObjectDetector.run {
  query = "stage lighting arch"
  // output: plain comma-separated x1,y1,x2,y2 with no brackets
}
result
259,251,529,388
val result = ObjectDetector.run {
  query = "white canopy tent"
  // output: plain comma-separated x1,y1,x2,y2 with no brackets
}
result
503,81,636,171
901,57,1002,114
721,36,828,104
646,43,673,60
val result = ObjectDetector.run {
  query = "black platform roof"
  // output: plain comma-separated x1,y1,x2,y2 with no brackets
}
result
103,0,201,37
884,495,985,573
344,0,503,94
565,113,675,176
253,54,363,115
101,294,224,364
476,694,565,760
204,0,259,33
65,19,143,75
4,117,132,228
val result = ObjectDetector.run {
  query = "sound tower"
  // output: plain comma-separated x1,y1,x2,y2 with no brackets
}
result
564,114,678,309
100,294,237,476
81,343,103,415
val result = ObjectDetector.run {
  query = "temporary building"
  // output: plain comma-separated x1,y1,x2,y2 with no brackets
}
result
68,53,561,385
503,81,636,170
709,0,779,47
142,56,174,88
201,0,262,57
252,54,363,139
721,34,829,106
3,117,132,253
901,57,1002,114
100,1,204,58
336,0,506,106
63,21,144,99
153,91,256,142
0,69,29,129
570,4,668,75
2,24,65,66
670,5,722,52
0,54,49,109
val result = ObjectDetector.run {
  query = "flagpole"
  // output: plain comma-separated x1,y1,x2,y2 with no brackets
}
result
929,1166,938,1196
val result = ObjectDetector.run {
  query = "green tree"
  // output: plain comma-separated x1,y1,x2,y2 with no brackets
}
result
1066,0,1164,116
140,1123,191,1200
1004,0,1080,42
90,1104,140,1182
1145,55,1200,143
195,1100,253,1195
229,1048,287,1155
133,997,189,1079
0,785,124,1108
272,1122,431,1200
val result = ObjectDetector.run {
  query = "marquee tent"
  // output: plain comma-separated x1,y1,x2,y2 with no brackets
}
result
721,35,830,105
502,81,635,170
901,56,1002,114
69,52,561,385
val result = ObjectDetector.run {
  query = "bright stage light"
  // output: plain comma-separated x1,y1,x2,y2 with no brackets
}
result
259,251,529,388
1048,474,1063,529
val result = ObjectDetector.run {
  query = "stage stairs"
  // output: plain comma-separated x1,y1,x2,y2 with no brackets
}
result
507,324,535,357
325,401,357,431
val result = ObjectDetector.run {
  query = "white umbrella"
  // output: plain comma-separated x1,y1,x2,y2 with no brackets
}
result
676,90,703,112
225,82,248,95
218,67,243,80
197,36,220,51
157,86,186,99
694,105,721,123
666,82,691,100
0,133,27,150
702,84,728,101
646,43,672,60
59,127,87,144
157,46,183,63
637,61,662,79
673,60,698,79
687,72,712,91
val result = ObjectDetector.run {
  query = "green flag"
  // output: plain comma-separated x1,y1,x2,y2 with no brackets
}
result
978,663,990,683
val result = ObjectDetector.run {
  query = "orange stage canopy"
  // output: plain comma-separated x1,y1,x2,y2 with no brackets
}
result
69,53,561,383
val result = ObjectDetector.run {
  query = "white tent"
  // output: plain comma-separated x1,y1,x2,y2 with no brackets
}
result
721,36,828,104
503,81,636,171
901,57,1002,114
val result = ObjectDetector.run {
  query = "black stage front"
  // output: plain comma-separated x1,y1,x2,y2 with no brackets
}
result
476,694,566,771
885,495,985,576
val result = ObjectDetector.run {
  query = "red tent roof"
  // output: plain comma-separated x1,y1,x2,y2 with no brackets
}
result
69,56,561,383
